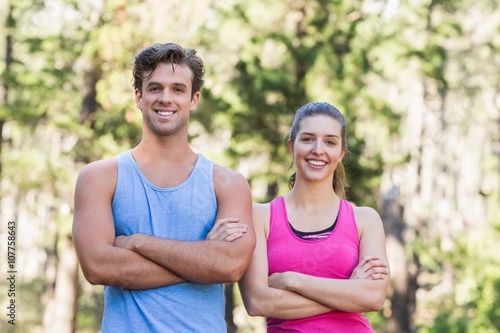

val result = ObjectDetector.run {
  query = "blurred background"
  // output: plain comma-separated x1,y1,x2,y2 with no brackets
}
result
0,0,499,332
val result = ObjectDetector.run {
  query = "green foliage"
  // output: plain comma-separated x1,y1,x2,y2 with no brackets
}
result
468,264,500,332
75,285,104,331
206,0,396,204
1,1,499,332
0,278,45,332
414,225,500,333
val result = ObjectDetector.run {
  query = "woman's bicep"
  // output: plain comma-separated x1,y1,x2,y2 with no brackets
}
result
238,204,270,300
357,207,389,262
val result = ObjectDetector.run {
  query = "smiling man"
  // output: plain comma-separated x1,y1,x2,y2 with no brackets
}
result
72,43,255,332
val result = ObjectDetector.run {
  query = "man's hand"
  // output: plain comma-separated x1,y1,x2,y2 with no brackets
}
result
206,217,248,242
114,234,139,250
114,217,247,251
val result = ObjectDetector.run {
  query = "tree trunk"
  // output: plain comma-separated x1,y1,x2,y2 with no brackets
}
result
381,185,418,333
1,4,14,192
225,283,237,333
43,235,79,333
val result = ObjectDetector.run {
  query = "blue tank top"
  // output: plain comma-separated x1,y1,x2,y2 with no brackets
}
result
102,150,225,333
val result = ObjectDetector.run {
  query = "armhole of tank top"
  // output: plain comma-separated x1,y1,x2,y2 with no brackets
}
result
342,199,360,239
268,197,282,240
207,158,217,211
111,154,124,207
268,198,276,239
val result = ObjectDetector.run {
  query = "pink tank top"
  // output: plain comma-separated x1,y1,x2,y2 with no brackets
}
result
266,196,373,332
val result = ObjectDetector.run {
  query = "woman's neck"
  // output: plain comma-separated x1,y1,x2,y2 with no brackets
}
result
286,182,340,211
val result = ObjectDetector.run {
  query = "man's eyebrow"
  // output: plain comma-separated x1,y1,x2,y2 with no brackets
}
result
145,81,161,87
172,82,188,88
144,81,188,87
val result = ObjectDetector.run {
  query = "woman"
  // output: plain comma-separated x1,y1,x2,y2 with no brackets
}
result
239,102,390,332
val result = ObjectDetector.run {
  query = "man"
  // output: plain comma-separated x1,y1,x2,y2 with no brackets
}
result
72,42,255,332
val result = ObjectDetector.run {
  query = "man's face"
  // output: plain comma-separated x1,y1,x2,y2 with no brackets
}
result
135,62,200,138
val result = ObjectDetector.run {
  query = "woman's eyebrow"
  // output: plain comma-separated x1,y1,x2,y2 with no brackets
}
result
299,132,340,138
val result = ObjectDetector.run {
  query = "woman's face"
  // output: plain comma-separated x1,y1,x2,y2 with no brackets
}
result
289,115,346,185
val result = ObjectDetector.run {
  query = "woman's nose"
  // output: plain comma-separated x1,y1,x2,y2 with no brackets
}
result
312,142,324,154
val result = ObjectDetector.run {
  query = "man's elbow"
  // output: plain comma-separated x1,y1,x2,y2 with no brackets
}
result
81,268,103,286
79,263,109,286
224,261,249,283
225,241,255,282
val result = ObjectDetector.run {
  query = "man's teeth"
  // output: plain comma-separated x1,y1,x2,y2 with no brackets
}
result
307,160,326,166
158,111,174,116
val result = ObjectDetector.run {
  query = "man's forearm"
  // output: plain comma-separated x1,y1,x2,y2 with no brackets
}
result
125,234,251,284
81,244,185,289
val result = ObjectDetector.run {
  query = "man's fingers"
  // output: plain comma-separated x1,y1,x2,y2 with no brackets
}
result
207,220,247,241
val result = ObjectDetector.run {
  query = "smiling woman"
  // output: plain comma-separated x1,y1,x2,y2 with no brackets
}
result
287,102,348,198
238,102,390,333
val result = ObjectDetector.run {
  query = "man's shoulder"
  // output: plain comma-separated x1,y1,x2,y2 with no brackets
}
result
76,156,118,187
212,164,250,195
80,156,118,174
212,163,246,182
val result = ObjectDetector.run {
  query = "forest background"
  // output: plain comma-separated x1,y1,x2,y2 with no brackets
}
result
0,0,499,332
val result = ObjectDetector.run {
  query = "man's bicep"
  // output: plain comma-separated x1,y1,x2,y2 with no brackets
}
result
213,168,255,253
214,166,253,222
72,162,118,278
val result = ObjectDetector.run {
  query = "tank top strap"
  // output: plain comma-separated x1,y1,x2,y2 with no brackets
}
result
269,196,288,238
338,199,360,241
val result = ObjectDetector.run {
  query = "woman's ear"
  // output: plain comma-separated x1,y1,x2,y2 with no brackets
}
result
288,139,294,156
340,146,348,161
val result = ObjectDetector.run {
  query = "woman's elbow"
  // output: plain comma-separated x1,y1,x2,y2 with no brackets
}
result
364,291,387,312
244,297,267,317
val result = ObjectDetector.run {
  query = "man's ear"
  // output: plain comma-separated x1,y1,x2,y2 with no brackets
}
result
134,88,143,111
190,91,200,112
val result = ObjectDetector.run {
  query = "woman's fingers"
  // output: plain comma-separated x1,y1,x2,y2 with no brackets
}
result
351,255,389,279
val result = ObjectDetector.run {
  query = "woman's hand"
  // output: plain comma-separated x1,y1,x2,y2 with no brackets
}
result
206,217,248,242
350,255,389,280
268,271,301,291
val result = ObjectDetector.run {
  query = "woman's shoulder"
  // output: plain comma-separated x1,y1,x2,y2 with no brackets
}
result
253,202,271,218
252,202,272,237
352,204,380,218
351,204,383,231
